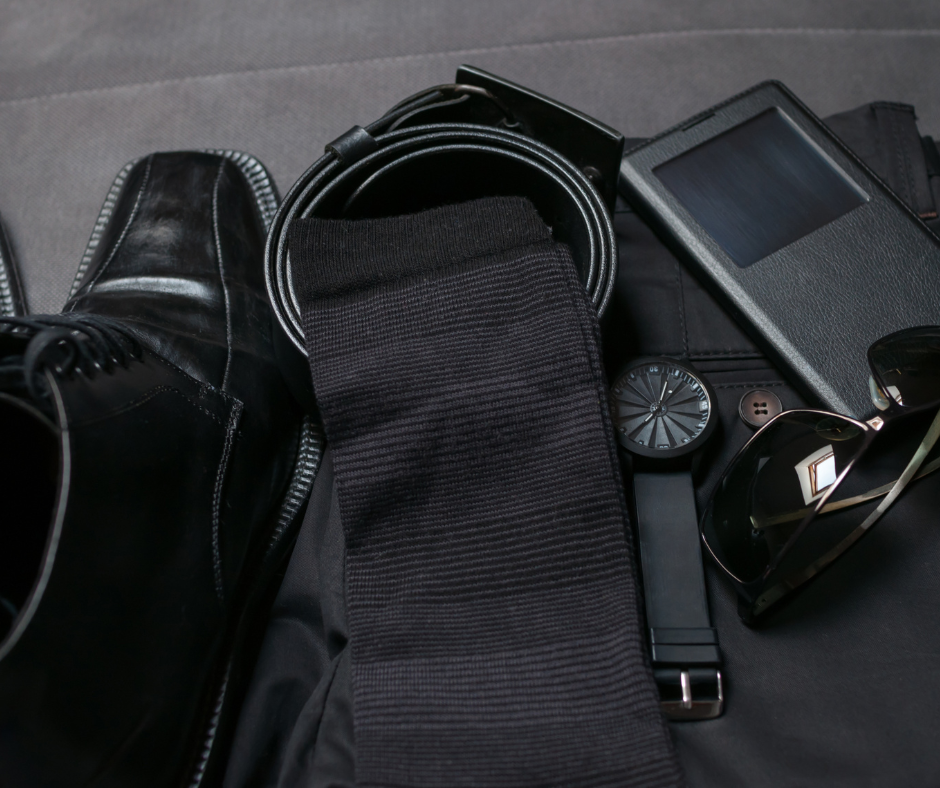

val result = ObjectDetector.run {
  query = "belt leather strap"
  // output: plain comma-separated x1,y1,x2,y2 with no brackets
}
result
291,196,683,787
264,66,622,410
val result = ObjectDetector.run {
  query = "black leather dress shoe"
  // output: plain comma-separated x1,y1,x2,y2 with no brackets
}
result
0,151,322,787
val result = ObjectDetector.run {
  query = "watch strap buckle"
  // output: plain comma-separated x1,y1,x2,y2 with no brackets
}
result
655,667,724,720
650,628,723,720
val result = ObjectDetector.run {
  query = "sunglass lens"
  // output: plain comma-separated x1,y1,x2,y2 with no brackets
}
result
701,412,868,584
869,326,940,410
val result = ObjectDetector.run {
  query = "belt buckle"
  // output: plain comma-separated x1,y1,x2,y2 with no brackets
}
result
455,65,624,212
656,667,724,720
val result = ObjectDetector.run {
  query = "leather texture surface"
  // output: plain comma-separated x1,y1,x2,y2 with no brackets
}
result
0,152,321,787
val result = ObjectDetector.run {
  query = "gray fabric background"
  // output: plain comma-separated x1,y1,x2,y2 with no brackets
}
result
2,1,939,315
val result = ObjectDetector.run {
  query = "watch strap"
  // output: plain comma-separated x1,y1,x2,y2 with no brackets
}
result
634,471,723,719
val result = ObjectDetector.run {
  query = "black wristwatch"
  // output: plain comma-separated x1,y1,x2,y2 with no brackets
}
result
610,356,724,720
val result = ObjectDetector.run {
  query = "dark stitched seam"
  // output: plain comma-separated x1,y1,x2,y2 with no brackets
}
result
0,249,12,317
113,325,242,406
675,262,689,356
68,155,154,312
714,381,787,389
203,150,279,232
212,400,243,606
900,115,918,213
187,659,232,788
3,28,940,108
689,350,763,357
212,161,234,392
265,418,325,555
68,384,229,428
69,158,142,299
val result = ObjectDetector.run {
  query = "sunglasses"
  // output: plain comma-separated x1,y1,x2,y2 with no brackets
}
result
700,325,940,623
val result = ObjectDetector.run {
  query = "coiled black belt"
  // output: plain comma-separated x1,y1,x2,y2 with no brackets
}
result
265,66,624,404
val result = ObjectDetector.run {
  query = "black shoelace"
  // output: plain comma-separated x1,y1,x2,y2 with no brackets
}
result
0,315,142,406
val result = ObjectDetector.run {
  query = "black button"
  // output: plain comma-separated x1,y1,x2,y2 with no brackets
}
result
738,389,783,428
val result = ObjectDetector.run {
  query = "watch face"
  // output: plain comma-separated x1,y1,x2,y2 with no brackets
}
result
610,357,714,458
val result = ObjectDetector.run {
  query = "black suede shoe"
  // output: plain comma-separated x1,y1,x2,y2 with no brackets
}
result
0,152,323,787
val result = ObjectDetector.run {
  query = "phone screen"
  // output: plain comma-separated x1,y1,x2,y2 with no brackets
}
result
654,108,868,268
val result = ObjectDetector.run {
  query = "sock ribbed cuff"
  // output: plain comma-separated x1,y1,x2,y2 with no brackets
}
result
289,196,552,301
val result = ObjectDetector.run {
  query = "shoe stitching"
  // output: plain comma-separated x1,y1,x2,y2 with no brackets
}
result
212,161,234,392
187,418,324,786
1,28,939,109
67,155,154,312
58,323,244,417
265,417,325,555
112,325,243,403
211,399,243,606
204,150,279,233
68,147,275,394
70,152,276,299
65,384,231,429
0,220,16,316
69,158,142,300
0,245,13,317
187,658,232,788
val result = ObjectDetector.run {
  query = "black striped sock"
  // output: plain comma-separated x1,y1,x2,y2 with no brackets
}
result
290,196,684,788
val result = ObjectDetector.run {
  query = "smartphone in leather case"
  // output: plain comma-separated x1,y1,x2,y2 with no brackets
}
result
618,81,940,420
